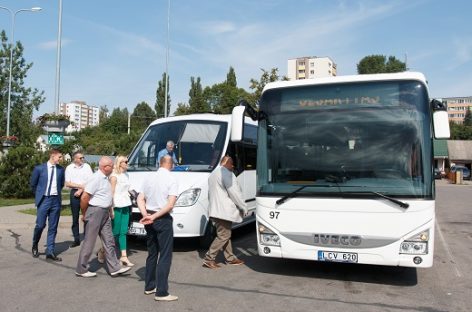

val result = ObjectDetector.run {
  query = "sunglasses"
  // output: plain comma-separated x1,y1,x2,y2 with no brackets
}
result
79,157,85,160
122,160,128,164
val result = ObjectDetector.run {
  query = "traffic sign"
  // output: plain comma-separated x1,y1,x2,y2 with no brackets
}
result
48,132,64,145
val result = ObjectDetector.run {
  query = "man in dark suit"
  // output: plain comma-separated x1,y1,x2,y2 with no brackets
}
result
31,148,65,261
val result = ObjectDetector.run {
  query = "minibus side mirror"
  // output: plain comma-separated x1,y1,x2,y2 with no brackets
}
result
231,105,245,142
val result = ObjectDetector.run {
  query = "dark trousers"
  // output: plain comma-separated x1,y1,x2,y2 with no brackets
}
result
33,196,61,255
144,214,173,297
70,189,81,242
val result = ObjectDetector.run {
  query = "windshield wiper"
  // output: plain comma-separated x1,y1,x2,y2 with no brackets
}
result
276,186,409,209
344,191,409,209
276,185,332,205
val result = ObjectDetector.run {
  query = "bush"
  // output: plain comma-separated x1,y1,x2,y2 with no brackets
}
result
0,146,47,198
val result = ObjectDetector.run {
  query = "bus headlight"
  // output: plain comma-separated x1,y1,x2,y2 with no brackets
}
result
400,229,429,255
258,223,281,247
175,188,201,207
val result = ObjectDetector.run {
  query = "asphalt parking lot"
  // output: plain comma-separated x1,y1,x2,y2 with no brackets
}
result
0,179,470,312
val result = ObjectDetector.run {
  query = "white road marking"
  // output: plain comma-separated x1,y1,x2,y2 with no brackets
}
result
247,248,258,255
436,219,462,278
236,247,252,256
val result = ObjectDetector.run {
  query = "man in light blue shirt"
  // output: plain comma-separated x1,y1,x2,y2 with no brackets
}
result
157,140,178,166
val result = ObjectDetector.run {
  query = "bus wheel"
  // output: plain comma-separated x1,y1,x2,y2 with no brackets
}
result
199,221,216,249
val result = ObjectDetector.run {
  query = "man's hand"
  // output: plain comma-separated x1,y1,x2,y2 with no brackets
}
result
74,189,83,197
139,215,153,225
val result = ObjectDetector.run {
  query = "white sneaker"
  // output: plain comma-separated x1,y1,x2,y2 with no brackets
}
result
155,294,178,302
110,266,131,276
144,288,157,295
75,271,97,278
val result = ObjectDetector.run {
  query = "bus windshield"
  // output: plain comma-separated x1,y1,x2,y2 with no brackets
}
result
128,120,228,172
257,80,433,198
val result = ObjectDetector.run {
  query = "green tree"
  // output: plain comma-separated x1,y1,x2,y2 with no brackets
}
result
0,30,45,145
0,146,46,198
357,54,406,74
210,67,250,114
249,68,287,105
99,105,109,123
463,109,472,127
449,121,472,140
131,101,156,133
100,107,128,135
174,102,190,116
155,73,171,118
188,76,210,113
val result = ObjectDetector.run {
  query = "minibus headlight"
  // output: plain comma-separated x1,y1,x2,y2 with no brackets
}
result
400,229,429,255
258,223,281,247
175,188,201,207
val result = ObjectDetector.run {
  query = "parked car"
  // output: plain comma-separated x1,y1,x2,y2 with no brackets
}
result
450,165,471,180
434,168,442,179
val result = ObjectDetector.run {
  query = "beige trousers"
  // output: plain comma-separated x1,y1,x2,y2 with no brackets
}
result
204,218,237,262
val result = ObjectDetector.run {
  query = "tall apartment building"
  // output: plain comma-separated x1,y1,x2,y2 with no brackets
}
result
443,96,472,124
287,56,337,80
59,101,100,132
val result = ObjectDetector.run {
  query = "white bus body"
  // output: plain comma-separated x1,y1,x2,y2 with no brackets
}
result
126,114,257,245
237,72,449,268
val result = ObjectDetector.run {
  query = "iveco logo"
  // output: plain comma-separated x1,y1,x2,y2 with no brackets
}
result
314,234,362,246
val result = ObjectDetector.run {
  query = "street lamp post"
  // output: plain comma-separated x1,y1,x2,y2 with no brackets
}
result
0,6,42,139
164,0,170,118
54,0,63,114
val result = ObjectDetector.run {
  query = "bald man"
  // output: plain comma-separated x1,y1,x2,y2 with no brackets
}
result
203,156,247,269
75,157,131,278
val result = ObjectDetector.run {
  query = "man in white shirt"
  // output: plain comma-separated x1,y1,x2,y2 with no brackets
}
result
65,151,93,247
137,155,179,302
75,156,131,278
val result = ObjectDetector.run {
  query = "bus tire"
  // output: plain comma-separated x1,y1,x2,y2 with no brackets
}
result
199,221,216,249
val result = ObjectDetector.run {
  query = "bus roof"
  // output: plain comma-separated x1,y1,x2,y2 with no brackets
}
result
148,113,257,128
148,113,232,127
263,72,427,93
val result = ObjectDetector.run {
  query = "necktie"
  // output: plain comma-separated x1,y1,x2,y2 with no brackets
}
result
47,165,55,196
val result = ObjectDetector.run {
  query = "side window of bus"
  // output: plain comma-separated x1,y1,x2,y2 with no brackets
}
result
244,144,257,170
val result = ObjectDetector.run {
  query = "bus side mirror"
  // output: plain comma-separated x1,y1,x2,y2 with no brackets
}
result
431,99,450,139
231,106,245,142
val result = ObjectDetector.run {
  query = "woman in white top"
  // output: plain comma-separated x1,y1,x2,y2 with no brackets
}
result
110,155,134,267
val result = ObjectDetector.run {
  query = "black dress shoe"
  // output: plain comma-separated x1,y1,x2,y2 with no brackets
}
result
46,253,62,262
69,241,80,248
32,246,39,258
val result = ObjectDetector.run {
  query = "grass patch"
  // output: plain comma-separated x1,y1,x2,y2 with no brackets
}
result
0,198,35,207
0,191,70,207
19,205,72,216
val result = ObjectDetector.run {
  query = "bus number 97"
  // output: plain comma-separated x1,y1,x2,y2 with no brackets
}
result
269,211,280,219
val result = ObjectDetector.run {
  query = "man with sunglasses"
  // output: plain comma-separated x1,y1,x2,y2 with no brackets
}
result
65,151,93,247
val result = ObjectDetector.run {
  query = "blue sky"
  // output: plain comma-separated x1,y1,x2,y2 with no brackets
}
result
1,0,471,118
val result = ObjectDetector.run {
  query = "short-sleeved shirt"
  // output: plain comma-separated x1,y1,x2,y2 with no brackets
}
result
85,170,112,209
142,167,178,212
65,162,93,187
157,148,178,166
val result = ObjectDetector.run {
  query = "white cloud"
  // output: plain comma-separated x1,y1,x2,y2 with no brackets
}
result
198,21,236,35
452,36,472,67
38,39,71,50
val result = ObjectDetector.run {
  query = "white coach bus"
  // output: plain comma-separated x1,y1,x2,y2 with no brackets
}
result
126,113,257,246
232,72,450,267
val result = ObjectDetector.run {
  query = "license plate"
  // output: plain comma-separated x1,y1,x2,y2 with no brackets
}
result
128,223,147,236
317,250,358,263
